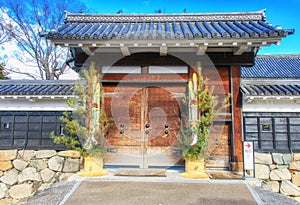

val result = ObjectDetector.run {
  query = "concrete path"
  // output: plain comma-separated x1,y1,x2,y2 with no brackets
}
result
18,168,300,205
63,180,258,205
57,169,262,205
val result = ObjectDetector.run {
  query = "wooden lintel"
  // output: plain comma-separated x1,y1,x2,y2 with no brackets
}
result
160,46,167,56
196,46,207,55
81,46,93,56
120,46,130,56
74,51,255,67
234,45,249,55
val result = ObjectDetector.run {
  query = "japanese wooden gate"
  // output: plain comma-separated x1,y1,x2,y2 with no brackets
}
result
104,83,186,168
102,64,232,169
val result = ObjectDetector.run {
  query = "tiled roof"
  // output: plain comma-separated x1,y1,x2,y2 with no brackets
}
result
241,55,300,78
241,83,300,96
0,80,74,96
43,10,293,41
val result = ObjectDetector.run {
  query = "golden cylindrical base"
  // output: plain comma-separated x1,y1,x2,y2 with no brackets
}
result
180,158,209,179
77,156,108,177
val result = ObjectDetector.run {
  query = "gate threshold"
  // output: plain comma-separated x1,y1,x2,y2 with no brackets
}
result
114,168,167,177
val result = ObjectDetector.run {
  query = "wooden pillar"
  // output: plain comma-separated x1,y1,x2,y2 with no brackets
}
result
231,65,243,172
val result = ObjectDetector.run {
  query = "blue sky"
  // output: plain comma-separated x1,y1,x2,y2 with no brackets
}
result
82,0,299,55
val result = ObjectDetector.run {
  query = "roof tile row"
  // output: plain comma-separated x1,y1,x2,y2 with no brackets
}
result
241,55,300,78
0,81,74,96
44,11,292,41
48,20,288,40
241,84,300,96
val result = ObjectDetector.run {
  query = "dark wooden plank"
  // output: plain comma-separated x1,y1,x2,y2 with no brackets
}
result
275,125,287,132
274,133,288,140
290,134,300,140
244,117,257,125
290,125,300,132
260,141,274,150
245,125,258,132
259,118,272,124
231,65,243,168
74,51,255,67
290,118,300,124
260,133,273,140
245,133,258,141
291,141,300,150
102,73,188,81
274,117,287,123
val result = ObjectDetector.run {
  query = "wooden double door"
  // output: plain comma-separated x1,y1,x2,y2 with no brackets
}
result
104,84,186,168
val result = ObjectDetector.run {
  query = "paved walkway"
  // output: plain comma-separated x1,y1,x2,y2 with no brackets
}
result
63,180,257,205
57,169,262,205
18,168,300,205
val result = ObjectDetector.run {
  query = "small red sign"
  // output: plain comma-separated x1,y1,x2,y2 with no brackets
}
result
243,141,254,170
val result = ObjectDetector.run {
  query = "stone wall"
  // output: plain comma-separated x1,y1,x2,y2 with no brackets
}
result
0,150,82,201
254,152,300,201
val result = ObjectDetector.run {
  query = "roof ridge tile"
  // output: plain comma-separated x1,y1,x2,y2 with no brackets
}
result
64,10,266,23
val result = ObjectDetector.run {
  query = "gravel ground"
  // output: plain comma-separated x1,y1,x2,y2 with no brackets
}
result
19,181,77,205
18,180,300,205
253,183,300,205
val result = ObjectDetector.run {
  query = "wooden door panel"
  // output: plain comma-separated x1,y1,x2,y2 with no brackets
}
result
105,86,142,146
146,87,183,147
207,123,231,169
146,86,185,166
104,86,143,166
104,84,186,167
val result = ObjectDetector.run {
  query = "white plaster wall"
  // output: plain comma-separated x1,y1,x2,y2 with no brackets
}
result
243,98,300,112
0,98,72,111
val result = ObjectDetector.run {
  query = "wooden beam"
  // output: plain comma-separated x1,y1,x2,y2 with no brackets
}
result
82,46,93,56
196,46,207,55
74,51,256,67
120,45,130,56
234,45,249,55
160,45,167,56
231,65,243,172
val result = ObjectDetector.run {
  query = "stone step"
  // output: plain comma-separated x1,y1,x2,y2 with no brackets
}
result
206,171,244,179
114,168,167,177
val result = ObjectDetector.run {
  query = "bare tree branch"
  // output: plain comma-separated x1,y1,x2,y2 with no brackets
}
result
5,66,39,79
1,0,86,79
0,10,12,45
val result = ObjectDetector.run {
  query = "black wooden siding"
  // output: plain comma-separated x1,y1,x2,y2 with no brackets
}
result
0,111,65,150
243,112,300,152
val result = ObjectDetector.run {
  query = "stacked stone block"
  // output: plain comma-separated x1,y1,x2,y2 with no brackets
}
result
0,150,81,201
255,152,300,201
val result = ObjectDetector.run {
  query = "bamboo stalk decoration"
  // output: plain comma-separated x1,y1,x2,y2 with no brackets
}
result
188,80,194,100
192,72,197,94
94,82,101,127
189,71,200,145
85,62,102,151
